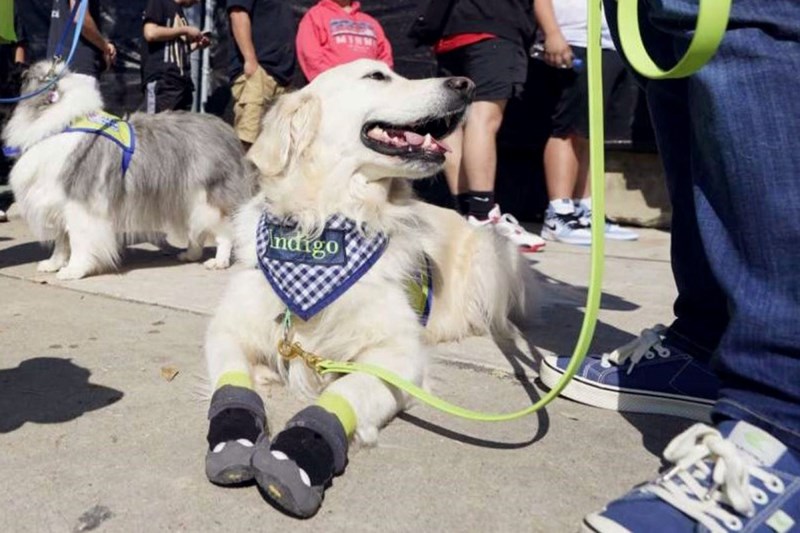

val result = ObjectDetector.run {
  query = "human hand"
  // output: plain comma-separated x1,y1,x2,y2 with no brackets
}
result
104,42,117,69
183,26,203,41
197,33,211,49
543,33,573,69
244,59,258,78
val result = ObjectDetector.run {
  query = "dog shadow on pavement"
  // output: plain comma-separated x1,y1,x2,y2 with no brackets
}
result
0,238,217,273
0,357,123,433
0,241,49,270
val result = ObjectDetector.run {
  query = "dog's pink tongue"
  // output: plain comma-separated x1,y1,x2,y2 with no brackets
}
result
403,131,426,146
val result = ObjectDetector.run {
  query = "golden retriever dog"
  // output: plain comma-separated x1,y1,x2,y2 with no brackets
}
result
203,59,526,517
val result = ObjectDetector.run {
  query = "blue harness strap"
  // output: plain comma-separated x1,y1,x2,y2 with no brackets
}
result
3,111,136,174
63,111,136,175
2,146,21,158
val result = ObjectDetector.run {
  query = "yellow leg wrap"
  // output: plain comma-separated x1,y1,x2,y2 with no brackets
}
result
317,392,357,438
215,371,253,391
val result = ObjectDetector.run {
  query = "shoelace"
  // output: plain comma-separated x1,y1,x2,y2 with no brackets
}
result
646,424,784,533
601,324,671,374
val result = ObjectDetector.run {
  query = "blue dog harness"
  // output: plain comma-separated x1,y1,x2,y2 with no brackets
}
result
256,209,433,325
2,110,136,175
64,111,136,175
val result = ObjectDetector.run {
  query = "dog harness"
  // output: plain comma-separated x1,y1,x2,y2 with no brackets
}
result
256,209,432,324
64,111,136,175
2,110,136,175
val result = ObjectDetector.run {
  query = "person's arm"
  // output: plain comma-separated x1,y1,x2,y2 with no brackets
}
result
296,11,330,81
533,0,573,68
143,21,201,43
229,6,258,77
69,0,115,66
14,42,26,64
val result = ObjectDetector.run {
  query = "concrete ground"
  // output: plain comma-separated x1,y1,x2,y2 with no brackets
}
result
0,208,693,533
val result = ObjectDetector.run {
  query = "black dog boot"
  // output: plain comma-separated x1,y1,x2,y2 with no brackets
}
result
252,405,349,518
206,385,267,486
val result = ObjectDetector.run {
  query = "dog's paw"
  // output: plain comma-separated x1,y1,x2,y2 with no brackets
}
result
204,257,231,270
56,267,89,280
178,250,203,262
37,258,67,273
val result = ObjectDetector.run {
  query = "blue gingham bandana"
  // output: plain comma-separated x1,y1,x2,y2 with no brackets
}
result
256,210,389,321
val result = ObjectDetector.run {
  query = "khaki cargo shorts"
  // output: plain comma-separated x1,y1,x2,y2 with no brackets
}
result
231,66,287,145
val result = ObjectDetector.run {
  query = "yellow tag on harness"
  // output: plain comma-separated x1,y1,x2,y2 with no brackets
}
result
65,111,136,174
68,111,134,147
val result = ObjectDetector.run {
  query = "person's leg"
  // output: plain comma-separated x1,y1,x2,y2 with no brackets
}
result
539,0,725,417
461,98,506,220
572,135,590,199
685,12,800,452
540,133,593,245
448,38,544,251
231,67,274,151
544,135,581,200
582,0,800,530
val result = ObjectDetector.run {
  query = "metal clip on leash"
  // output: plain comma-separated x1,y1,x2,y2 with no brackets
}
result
278,309,323,371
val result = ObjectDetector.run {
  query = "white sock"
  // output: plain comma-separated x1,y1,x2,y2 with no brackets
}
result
549,198,574,215
576,197,592,212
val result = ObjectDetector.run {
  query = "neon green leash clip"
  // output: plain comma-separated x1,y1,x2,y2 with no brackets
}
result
281,0,731,422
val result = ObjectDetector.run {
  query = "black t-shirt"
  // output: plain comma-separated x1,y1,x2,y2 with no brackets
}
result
141,0,193,86
442,0,536,47
226,0,296,85
46,0,104,77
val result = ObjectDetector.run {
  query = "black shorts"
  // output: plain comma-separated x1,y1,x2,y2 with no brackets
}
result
144,75,194,113
546,47,627,138
436,37,528,101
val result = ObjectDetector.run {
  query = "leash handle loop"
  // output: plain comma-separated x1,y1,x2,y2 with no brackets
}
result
616,0,731,80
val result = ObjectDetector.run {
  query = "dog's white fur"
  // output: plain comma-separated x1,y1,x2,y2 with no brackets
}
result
206,60,525,444
3,63,252,279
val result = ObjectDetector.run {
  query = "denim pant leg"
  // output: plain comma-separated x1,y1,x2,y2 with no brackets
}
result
603,0,728,361
687,0,800,450
614,0,800,450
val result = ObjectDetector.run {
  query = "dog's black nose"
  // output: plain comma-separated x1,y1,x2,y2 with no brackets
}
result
445,77,475,100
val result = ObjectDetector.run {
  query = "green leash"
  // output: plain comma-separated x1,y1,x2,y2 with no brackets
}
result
282,0,731,422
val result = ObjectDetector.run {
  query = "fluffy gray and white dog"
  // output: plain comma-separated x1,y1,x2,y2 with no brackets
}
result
2,61,256,279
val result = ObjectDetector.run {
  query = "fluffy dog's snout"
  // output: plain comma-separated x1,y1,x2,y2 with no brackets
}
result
444,77,475,101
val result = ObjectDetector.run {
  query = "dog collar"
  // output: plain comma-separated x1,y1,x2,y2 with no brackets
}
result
256,209,389,321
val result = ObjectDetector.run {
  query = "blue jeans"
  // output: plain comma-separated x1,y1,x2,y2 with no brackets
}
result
604,0,800,451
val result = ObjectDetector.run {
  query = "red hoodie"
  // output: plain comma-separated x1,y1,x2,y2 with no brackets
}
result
297,0,393,82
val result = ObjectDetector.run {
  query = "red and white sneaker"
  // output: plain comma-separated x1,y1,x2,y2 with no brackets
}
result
468,204,545,253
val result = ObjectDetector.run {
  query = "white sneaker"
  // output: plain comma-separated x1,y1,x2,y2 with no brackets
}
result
468,204,546,253
541,209,593,245
576,204,639,241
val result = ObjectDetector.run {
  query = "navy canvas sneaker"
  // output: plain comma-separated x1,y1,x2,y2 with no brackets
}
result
539,325,719,421
582,421,800,533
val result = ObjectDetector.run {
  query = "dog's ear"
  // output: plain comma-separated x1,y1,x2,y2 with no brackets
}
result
247,91,321,177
